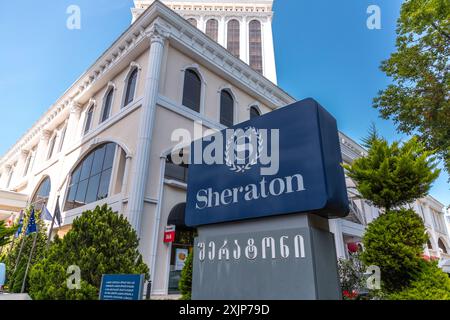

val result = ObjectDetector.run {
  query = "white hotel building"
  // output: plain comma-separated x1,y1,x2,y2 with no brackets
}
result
0,0,449,296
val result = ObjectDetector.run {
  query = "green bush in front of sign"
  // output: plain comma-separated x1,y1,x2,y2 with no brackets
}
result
360,208,428,292
179,251,193,300
389,261,450,300
28,205,149,300
344,127,449,298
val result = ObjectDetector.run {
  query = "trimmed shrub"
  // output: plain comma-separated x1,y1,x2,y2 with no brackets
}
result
29,205,149,300
390,261,450,300
360,208,428,293
179,251,193,300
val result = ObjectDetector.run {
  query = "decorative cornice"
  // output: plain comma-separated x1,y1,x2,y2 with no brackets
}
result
0,1,291,167
41,130,52,141
69,101,82,114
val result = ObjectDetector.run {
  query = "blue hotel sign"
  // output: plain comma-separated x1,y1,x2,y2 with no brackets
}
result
99,274,144,300
185,98,349,227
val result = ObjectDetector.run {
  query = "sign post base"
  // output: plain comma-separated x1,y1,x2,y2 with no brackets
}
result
192,214,342,300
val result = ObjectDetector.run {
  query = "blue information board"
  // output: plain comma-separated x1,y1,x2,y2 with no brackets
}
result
186,98,349,227
99,274,145,300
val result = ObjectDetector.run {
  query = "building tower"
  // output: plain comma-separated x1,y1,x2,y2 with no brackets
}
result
132,0,278,84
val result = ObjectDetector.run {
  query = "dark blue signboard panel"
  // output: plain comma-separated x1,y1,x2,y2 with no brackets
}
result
186,98,349,227
99,274,144,300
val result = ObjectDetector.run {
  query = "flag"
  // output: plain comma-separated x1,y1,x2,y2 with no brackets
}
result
25,209,38,235
15,211,24,237
54,197,62,226
43,206,53,221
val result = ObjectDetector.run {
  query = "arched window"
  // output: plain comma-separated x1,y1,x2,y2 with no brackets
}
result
64,143,117,211
227,19,240,58
427,239,433,250
124,68,138,107
31,177,51,212
23,153,32,177
101,88,114,123
58,125,67,152
182,69,202,112
84,105,94,135
187,18,197,28
250,106,261,119
438,239,448,254
206,19,219,42
249,20,263,74
220,90,234,127
47,134,57,160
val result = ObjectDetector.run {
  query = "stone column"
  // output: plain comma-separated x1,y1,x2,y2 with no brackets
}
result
240,16,248,64
127,23,168,235
262,17,277,84
65,101,83,149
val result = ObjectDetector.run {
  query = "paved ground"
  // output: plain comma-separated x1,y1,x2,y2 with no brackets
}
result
0,293,32,300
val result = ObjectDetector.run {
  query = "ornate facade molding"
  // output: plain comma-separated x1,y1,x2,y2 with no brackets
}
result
0,1,290,167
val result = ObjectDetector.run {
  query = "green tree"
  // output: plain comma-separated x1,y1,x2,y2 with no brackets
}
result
389,260,450,300
360,209,428,292
28,205,149,300
0,220,17,247
343,128,450,297
179,251,193,300
343,129,440,212
373,0,450,174
5,208,47,293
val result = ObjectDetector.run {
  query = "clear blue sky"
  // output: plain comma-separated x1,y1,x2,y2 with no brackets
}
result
0,0,448,205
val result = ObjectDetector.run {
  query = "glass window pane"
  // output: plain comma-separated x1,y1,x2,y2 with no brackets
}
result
91,145,106,176
71,166,81,184
227,20,240,58
74,179,88,205
249,20,263,74
220,90,234,127
67,184,77,202
206,19,218,42
103,144,115,170
101,90,113,123
85,174,101,204
125,69,137,106
182,70,201,112
84,107,93,134
250,106,260,119
79,153,94,181
97,168,112,200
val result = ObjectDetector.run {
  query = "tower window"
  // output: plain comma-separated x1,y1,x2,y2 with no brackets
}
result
249,20,263,74
206,19,219,42
187,18,197,28
227,19,240,58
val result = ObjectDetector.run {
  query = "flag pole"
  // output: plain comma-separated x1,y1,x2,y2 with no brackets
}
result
10,207,29,291
46,196,60,249
20,231,38,293
46,207,56,249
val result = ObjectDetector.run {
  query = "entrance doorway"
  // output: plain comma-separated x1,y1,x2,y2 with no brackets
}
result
166,202,196,294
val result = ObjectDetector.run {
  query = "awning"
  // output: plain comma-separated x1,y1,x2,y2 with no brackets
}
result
167,203,187,228
0,190,28,221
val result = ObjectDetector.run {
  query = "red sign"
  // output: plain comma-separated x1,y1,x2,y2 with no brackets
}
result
164,225,176,243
